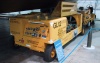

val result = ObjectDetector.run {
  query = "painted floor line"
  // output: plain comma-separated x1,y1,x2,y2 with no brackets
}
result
60,28,92,63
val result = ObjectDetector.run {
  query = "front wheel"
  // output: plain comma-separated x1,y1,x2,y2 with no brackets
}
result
44,45,56,62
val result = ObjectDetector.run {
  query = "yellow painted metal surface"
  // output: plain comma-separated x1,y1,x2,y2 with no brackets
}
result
51,1,77,17
10,2,83,52
10,14,82,52
78,9,95,25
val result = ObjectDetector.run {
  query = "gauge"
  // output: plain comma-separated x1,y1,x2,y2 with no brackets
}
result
32,33,38,37
42,30,45,33
42,35,46,39
32,33,35,36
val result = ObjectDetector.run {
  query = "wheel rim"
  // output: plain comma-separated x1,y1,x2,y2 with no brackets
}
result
51,49,56,58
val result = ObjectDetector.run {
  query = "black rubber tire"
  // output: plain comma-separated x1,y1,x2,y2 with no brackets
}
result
10,35,20,49
80,25,85,35
44,45,56,62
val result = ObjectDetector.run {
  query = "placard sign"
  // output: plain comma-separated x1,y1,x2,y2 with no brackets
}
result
54,39,65,62
73,28,78,37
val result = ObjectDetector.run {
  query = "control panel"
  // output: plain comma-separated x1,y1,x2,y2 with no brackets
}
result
24,24,49,39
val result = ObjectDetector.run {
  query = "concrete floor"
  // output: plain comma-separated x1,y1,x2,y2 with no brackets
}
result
63,31,100,63
0,21,100,63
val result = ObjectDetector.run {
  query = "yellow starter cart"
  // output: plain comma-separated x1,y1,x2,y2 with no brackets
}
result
10,1,85,62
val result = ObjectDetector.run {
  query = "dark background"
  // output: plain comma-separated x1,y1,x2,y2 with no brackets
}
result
0,0,60,13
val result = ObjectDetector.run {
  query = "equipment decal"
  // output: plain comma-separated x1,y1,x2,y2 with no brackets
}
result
53,21,61,29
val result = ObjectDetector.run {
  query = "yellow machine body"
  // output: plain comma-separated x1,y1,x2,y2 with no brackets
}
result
78,9,96,25
10,1,83,52
10,14,82,52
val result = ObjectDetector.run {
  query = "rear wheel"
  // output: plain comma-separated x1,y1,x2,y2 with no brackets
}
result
44,45,56,62
10,35,20,49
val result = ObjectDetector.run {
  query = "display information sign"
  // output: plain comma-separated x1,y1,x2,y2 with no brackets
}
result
54,39,65,62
